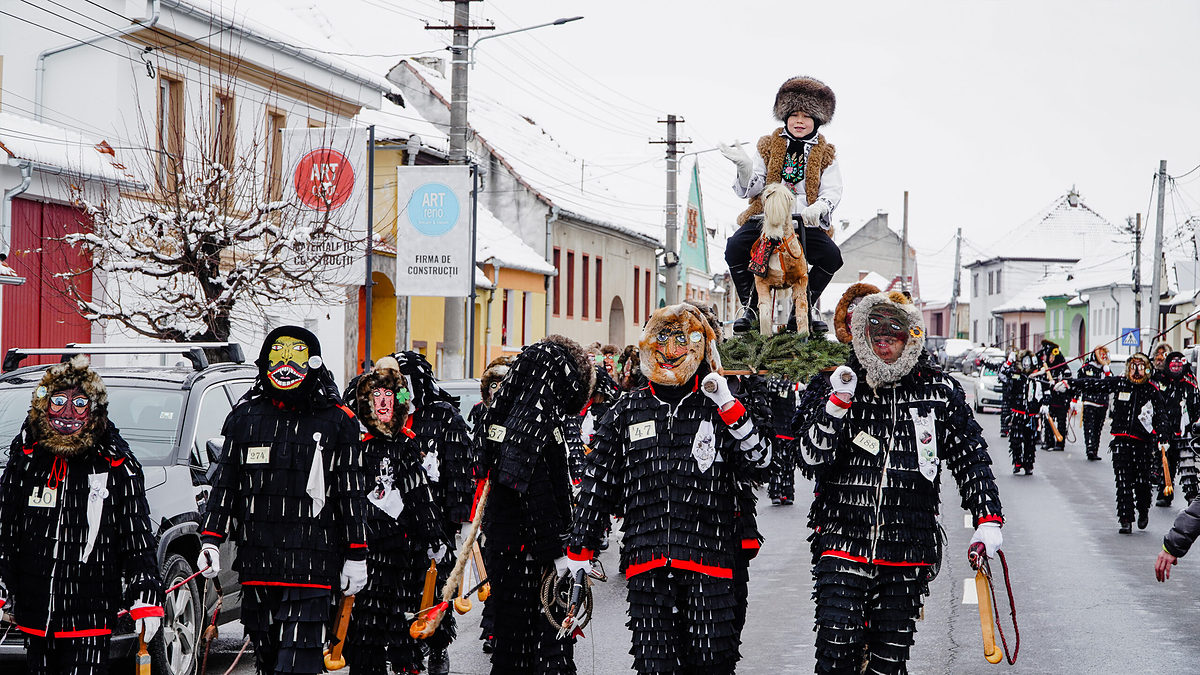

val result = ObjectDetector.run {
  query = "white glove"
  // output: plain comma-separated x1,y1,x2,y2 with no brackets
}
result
1053,380,1069,392
1102,365,1111,375
197,543,221,579
1039,405,1049,415
969,522,1003,558
717,140,753,186
340,559,368,596
800,200,830,229
1069,400,1081,416
554,555,592,580
131,601,161,642
830,366,857,401
700,373,735,410
427,543,448,563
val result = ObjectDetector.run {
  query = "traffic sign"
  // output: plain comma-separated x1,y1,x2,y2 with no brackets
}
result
1120,328,1141,347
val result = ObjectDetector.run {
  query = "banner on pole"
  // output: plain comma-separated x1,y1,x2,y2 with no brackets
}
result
395,165,473,297
281,125,368,286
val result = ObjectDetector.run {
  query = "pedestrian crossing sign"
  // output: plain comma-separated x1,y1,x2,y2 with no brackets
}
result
1120,328,1141,347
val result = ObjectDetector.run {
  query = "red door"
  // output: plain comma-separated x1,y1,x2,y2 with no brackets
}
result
3,197,92,365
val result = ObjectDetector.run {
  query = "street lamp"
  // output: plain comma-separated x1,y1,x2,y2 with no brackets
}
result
468,16,584,67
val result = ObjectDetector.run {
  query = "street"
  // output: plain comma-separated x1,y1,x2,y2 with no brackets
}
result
19,374,1199,675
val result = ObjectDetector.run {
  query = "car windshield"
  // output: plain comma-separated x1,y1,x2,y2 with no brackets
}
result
0,385,183,466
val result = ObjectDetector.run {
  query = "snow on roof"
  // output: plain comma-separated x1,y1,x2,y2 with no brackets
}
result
476,208,556,275
356,98,449,156
165,0,393,101
818,271,891,311
1068,233,1159,293
395,60,662,246
475,266,494,289
992,271,1072,314
0,112,144,187
971,190,1122,265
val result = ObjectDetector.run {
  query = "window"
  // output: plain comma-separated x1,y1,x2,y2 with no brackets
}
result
645,269,652,321
1020,322,1029,349
633,266,640,324
523,291,533,346
987,271,994,295
582,254,590,319
972,273,978,298
566,251,575,317
995,270,1002,294
501,290,510,346
156,74,184,191
973,320,978,343
265,108,286,202
595,257,603,320
213,91,235,171
192,386,233,464
552,247,561,316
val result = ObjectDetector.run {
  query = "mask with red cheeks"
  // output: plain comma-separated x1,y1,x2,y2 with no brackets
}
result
866,305,910,364
372,387,395,424
48,386,90,436
1168,356,1186,378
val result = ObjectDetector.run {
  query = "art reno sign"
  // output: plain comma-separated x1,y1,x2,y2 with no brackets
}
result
282,126,367,285
395,165,473,297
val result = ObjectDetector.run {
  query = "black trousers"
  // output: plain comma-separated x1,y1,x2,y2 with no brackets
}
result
1043,405,1068,450
1112,437,1155,524
242,586,331,675
25,634,109,675
724,219,843,308
1152,435,1185,503
486,548,575,675
627,568,739,675
768,434,796,500
1082,404,1107,457
1008,411,1037,469
812,557,924,675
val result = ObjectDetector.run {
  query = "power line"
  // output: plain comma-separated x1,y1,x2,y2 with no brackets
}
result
0,8,145,69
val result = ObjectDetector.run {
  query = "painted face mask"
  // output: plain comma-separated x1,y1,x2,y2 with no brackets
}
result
1127,356,1150,384
640,306,711,386
48,386,90,436
1169,356,1186,377
1020,355,1035,372
267,335,310,391
372,387,395,424
867,305,910,365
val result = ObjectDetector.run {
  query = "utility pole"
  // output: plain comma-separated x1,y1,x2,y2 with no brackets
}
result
900,190,910,295
1131,214,1142,344
1151,160,1168,339
652,115,690,306
427,0,491,379
949,227,962,338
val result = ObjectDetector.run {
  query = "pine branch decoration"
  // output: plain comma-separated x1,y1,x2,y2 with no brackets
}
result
718,333,850,382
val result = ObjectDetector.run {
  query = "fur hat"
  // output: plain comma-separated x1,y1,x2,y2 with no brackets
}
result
849,292,926,389
685,300,724,345
28,354,109,457
774,76,836,125
480,356,513,406
354,356,409,437
834,282,881,344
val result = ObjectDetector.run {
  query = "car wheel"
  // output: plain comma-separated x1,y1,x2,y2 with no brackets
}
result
974,398,981,413
151,553,202,675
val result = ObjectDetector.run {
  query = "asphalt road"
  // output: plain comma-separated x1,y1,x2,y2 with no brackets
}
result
20,372,1200,673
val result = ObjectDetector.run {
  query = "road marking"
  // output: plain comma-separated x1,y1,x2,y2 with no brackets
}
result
963,578,978,604
964,513,973,529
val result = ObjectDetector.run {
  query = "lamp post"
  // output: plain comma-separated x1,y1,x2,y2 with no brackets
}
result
436,9,583,379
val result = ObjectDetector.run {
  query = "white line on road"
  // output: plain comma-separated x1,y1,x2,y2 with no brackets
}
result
963,578,978,604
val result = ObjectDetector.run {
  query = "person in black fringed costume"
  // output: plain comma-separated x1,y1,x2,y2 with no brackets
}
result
0,355,164,675
564,303,773,675
342,356,449,675
1061,352,1169,533
343,350,476,675
793,291,1003,675
1150,351,1199,506
197,326,369,675
766,375,799,505
1074,346,1113,461
1005,349,1045,475
1036,339,1072,451
479,334,595,674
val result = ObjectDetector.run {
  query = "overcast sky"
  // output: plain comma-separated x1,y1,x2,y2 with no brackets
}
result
314,0,1200,300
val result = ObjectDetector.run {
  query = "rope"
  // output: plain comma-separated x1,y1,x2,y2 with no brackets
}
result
538,569,594,636
975,550,1020,665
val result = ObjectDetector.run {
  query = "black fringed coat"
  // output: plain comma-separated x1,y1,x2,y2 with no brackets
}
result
200,396,368,589
0,421,163,637
794,354,1003,565
1072,376,1169,440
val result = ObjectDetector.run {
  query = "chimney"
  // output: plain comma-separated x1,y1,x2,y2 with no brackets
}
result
413,56,446,76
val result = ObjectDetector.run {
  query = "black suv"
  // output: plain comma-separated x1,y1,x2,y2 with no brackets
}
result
0,343,254,675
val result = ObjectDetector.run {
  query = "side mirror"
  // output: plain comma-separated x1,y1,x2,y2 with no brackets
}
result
203,438,223,480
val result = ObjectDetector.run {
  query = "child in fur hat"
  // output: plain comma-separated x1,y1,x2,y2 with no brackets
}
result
0,355,164,675
721,75,846,334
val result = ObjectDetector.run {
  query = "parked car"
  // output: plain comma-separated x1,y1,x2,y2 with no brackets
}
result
438,378,483,428
943,338,976,371
0,343,253,674
973,356,1007,412
1107,353,1128,377
962,347,1005,376
925,335,947,365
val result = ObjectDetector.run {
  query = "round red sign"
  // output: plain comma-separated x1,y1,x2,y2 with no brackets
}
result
293,148,355,210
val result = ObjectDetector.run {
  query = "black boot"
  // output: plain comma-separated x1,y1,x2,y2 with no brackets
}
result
428,649,449,675
1138,511,1149,530
734,306,757,333
1119,522,1132,534
730,263,758,334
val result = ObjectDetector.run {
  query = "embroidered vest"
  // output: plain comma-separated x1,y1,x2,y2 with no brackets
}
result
736,128,835,231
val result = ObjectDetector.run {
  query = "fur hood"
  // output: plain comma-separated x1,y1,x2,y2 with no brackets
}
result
850,291,926,389
834,282,881,344
28,354,109,457
774,76,836,125
1015,349,1037,374
354,356,410,438
480,356,513,407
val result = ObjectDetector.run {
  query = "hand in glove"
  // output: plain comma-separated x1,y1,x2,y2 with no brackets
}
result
130,601,162,642
340,559,368,596
1039,404,1049,415
969,521,1003,559
700,372,735,410
197,543,221,579
717,140,753,186
1102,364,1111,375
830,366,857,402
800,200,831,229
554,555,592,580
427,543,448,564
1052,379,1069,393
